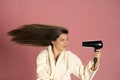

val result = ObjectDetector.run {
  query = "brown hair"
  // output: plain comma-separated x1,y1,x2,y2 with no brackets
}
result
8,24,68,46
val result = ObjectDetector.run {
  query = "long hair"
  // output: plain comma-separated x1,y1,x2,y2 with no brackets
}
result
7,24,68,46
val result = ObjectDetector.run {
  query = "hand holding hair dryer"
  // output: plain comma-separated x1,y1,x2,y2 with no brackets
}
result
82,40,103,70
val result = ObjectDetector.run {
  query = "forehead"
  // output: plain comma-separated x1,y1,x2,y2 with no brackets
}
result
58,34,68,39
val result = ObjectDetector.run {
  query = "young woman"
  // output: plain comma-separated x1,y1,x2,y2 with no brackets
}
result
8,24,101,80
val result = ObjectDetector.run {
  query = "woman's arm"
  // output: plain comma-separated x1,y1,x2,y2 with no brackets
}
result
36,50,52,80
69,50,101,80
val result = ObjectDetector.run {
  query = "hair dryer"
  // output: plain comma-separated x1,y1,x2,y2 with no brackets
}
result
82,40,103,69
82,40,103,50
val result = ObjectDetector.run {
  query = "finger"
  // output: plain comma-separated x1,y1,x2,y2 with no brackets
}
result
95,49,100,52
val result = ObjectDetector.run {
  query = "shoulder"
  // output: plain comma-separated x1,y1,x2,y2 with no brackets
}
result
65,50,74,56
37,48,48,60
65,50,82,62
65,50,78,59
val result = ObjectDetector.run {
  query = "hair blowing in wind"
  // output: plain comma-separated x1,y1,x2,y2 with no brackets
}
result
7,24,68,46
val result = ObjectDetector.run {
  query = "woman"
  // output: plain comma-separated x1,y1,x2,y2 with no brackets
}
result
8,24,101,80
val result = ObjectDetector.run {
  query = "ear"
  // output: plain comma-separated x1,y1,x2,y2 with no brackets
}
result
51,41,54,45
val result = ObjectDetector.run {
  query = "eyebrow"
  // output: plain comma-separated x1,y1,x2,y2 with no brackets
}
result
59,38,68,40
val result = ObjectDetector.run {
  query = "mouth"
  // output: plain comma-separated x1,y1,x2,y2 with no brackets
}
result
63,46,67,48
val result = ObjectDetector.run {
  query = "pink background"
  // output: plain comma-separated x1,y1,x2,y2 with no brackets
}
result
0,0,120,80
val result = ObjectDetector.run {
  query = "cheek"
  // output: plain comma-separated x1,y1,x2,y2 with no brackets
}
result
59,42,64,45
56,42,63,48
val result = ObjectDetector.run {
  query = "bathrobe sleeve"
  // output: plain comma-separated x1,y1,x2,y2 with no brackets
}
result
36,50,52,80
68,51,99,80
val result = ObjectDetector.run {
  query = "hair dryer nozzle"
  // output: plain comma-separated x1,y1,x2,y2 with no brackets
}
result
82,40,103,49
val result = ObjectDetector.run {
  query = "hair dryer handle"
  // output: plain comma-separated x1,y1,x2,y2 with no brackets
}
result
94,57,97,65
93,57,97,71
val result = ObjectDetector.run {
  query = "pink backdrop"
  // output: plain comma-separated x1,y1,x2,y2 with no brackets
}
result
0,0,120,80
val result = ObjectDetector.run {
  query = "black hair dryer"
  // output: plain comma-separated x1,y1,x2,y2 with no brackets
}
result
82,40,103,51
82,40,103,68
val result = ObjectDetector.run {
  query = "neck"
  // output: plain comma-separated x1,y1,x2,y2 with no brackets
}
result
52,46,62,62
52,47,61,56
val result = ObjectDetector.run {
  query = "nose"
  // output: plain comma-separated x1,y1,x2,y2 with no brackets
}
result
64,40,68,45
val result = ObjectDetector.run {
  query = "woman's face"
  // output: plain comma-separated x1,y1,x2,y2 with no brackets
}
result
52,33,68,52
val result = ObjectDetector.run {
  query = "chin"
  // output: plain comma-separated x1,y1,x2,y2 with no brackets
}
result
61,48,66,51
59,47,66,51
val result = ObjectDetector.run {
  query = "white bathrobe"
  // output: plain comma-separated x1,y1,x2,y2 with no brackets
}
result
36,46,98,80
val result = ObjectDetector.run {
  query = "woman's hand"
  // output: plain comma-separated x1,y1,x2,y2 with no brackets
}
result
91,49,101,71
94,49,101,63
